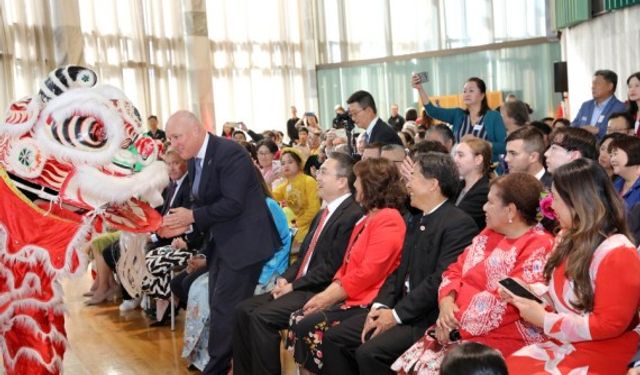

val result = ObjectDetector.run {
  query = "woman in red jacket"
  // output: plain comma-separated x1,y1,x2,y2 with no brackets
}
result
286,158,407,374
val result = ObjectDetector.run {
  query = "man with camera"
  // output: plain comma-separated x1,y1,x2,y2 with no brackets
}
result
347,90,403,148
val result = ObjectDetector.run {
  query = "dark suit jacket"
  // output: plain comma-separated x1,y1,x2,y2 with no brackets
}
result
540,170,553,190
456,175,490,230
146,129,167,142
160,177,192,216
281,195,363,293
151,176,202,250
287,117,299,142
374,201,478,329
369,118,403,146
190,134,281,270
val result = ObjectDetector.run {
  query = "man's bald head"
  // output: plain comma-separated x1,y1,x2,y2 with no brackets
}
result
165,110,207,160
166,110,203,132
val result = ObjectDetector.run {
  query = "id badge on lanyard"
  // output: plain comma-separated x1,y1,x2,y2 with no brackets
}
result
472,123,484,136
472,117,484,137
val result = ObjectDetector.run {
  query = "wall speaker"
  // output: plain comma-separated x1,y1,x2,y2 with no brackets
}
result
554,61,568,93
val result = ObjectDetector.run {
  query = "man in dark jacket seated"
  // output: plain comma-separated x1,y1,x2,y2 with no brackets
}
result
321,152,479,374
232,152,364,375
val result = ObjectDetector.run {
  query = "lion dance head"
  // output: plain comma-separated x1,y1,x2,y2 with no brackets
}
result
0,65,168,374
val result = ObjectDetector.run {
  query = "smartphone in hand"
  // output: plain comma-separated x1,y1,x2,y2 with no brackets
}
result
417,71,429,83
499,278,542,303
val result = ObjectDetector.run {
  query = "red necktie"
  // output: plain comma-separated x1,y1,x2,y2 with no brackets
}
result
296,208,329,279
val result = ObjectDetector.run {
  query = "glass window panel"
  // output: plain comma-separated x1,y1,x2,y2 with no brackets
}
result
342,0,387,60
389,0,439,55
317,42,561,130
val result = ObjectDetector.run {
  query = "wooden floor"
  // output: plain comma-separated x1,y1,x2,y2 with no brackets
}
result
61,273,192,375
0,272,298,375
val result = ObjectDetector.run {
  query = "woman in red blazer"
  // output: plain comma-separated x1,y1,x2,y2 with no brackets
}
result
286,158,407,374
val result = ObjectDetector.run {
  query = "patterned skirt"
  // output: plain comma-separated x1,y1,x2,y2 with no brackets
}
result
391,329,461,375
285,305,367,373
181,274,278,371
141,245,196,299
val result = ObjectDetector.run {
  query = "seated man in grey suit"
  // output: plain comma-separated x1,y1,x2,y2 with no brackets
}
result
572,69,626,140
232,152,364,375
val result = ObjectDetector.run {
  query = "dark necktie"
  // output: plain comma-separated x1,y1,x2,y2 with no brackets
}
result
192,157,203,198
363,132,370,146
163,181,177,214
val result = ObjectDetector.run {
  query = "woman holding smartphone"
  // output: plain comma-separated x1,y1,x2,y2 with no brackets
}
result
412,74,506,161
504,159,640,374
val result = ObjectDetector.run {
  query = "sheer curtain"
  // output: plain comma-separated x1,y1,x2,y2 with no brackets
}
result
206,0,309,132
1,0,312,133
78,0,188,125
0,0,188,127
0,0,54,103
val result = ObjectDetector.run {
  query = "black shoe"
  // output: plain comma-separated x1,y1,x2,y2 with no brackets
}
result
144,307,156,318
149,318,168,327
149,304,174,327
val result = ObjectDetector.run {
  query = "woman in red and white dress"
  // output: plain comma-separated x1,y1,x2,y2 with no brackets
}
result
503,158,640,374
392,173,555,375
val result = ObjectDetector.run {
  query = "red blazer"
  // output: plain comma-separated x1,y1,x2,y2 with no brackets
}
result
334,207,406,306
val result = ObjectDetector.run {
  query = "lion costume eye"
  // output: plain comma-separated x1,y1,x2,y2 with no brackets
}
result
49,115,108,151
35,88,125,166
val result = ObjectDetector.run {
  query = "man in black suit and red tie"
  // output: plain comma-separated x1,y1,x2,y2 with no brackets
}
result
348,90,403,148
162,111,281,375
232,152,364,375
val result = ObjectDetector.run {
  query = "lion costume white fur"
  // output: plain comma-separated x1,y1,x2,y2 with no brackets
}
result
0,65,168,374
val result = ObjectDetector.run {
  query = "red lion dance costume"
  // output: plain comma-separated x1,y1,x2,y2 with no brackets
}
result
0,66,168,374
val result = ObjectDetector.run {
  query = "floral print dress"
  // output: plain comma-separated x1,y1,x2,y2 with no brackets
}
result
392,227,554,375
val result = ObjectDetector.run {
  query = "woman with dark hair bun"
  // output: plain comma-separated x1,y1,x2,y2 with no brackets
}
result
504,158,640,374
286,158,406,374
412,74,506,161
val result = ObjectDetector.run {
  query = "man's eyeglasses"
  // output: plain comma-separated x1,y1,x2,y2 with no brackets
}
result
548,143,571,153
349,108,364,119
317,168,343,178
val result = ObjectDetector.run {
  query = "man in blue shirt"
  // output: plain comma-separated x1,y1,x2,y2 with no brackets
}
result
572,69,626,140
